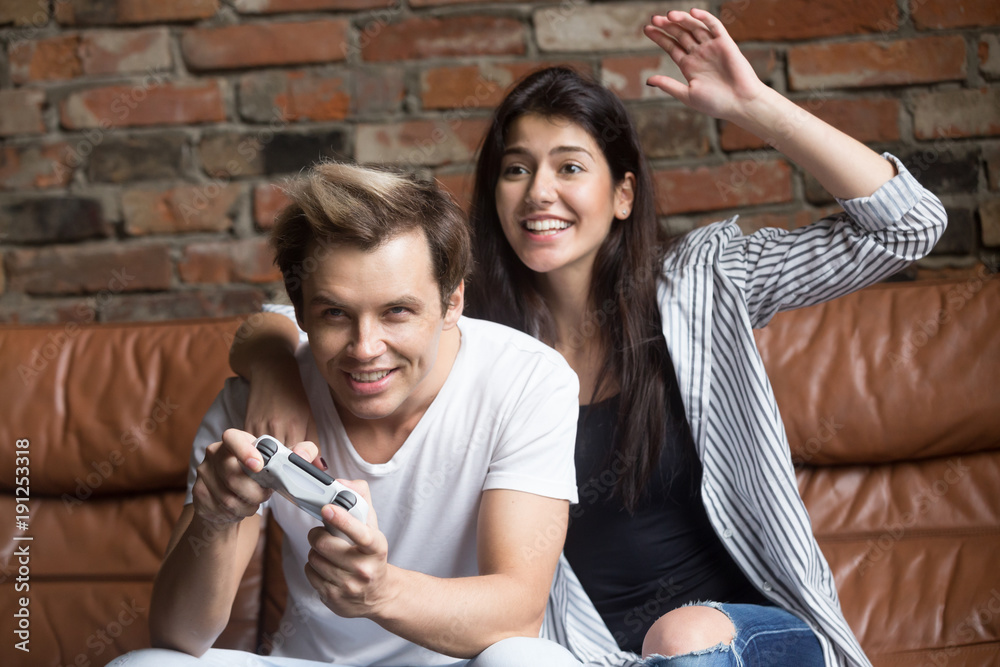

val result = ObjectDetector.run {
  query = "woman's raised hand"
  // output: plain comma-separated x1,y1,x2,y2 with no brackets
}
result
643,8,766,122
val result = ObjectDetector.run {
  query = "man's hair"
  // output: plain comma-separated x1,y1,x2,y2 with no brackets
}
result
271,161,472,317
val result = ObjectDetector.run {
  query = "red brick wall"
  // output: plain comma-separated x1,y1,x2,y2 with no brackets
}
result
1,0,998,323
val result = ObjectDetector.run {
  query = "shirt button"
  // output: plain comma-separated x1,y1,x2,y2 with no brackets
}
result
762,581,773,591
722,528,733,538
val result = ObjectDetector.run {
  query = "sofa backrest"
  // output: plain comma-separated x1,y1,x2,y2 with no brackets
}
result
0,316,275,666
1,276,998,666
757,274,1000,666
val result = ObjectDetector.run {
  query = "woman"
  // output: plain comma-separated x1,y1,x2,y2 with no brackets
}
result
230,9,946,666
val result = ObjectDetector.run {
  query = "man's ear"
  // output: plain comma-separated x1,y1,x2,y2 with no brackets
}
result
443,280,464,329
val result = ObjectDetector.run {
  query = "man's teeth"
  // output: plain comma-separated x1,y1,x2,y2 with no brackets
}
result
351,370,391,382
525,219,570,234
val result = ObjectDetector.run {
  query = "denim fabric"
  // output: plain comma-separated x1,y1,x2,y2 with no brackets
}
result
642,603,824,667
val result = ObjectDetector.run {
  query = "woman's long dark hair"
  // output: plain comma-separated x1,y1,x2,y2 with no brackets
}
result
466,67,682,511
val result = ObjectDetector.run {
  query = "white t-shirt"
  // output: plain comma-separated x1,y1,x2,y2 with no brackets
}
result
186,315,579,666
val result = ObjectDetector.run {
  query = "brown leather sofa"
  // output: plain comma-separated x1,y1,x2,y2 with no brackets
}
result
1,275,998,667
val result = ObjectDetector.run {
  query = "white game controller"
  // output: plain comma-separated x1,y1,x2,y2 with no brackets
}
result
245,435,369,543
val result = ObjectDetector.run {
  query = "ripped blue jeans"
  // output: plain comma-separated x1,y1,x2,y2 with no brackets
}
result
642,603,824,666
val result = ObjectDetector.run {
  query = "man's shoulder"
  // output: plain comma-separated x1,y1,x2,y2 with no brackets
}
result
457,316,570,373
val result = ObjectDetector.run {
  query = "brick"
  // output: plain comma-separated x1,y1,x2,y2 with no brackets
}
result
178,238,282,284
9,35,83,83
980,34,1000,79
913,88,1000,139
914,263,990,282
0,0,49,26
81,28,173,76
88,134,186,183
898,148,981,194
254,183,291,229
788,36,966,90
268,130,350,174
930,207,975,255
203,129,347,177
433,170,474,213
9,29,172,83
239,70,350,123
100,288,267,322
60,79,226,130
421,61,585,110
361,16,524,62
181,20,349,71
355,67,405,115
652,159,793,215
987,146,1000,190
710,207,844,234
410,0,522,4
234,0,394,11
536,2,703,53
5,243,172,295
631,104,711,159
911,0,1000,30
201,133,264,179
0,89,46,136
0,142,74,190
121,184,241,236
721,97,900,151
723,0,898,41
981,198,1000,246
55,0,219,25
0,196,109,243
355,119,491,167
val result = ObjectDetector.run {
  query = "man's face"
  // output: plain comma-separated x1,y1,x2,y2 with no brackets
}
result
300,228,462,425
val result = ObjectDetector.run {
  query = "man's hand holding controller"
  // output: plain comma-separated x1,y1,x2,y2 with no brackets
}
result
242,434,370,543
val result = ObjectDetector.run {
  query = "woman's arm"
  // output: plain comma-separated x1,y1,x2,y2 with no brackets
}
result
644,8,896,199
230,310,318,449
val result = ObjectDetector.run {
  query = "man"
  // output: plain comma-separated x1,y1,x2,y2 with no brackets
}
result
121,163,583,666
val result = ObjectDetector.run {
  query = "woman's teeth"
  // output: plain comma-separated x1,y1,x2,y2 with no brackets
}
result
524,219,570,235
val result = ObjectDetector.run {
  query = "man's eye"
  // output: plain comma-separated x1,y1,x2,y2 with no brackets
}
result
324,308,344,318
388,307,409,315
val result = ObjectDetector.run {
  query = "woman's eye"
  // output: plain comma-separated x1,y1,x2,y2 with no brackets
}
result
561,163,584,174
503,164,528,176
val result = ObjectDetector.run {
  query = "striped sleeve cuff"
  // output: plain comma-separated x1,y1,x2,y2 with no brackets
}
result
836,153,926,231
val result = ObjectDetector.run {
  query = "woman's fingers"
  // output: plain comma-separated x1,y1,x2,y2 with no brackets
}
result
643,24,685,60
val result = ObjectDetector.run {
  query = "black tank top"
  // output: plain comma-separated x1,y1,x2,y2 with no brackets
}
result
563,367,770,653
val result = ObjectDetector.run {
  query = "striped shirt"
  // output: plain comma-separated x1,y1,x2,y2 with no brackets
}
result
541,153,948,667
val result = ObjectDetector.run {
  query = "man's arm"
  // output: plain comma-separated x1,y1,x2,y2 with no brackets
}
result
305,485,569,658
150,429,318,655
149,505,262,655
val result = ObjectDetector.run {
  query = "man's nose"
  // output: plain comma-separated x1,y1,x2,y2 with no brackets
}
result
350,318,387,360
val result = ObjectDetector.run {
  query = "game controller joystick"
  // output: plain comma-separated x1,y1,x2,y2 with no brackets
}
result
245,435,369,543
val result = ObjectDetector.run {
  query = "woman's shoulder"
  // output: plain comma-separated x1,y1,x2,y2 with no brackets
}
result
661,216,742,271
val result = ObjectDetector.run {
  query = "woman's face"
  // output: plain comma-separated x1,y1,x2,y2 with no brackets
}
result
494,113,635,281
